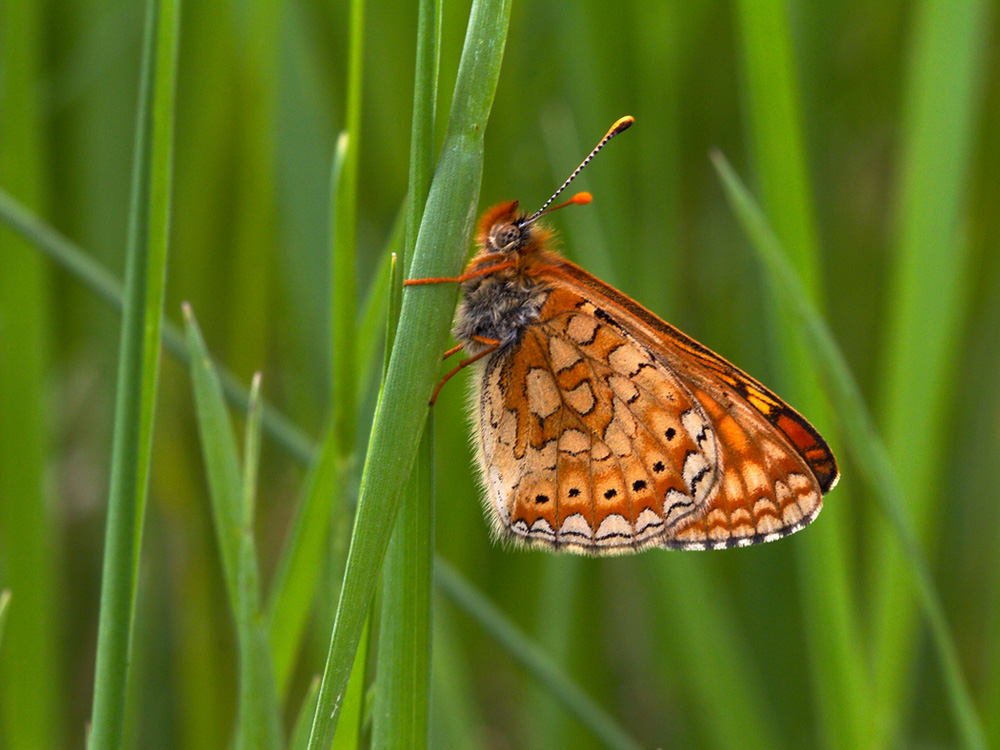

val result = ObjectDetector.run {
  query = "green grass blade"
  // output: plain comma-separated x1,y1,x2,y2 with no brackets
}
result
183,305,283,750
88,0,181,745
712,150,987,750
403,0,441,277
306,0,512,744
0,0,59,747
435,559,643,750
0,188,315,463
239,374,284,750
369,1,440,743
733,3,870,747
871,1,993,741
371,423,435,749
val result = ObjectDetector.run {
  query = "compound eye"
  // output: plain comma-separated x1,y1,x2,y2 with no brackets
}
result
493,223,521,251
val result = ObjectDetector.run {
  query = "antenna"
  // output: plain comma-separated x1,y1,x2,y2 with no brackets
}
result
522,115,634,225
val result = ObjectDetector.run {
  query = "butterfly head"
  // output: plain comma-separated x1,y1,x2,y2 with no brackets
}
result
476,201,550,258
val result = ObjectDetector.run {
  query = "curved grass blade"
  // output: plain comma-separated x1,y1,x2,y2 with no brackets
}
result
712,150,987,750
371,423,434,749
306,0,513,744
88,0,181,745
369,0,440,743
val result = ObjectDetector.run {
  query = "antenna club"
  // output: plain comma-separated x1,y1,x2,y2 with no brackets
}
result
610,116,635,136
572,192,592,205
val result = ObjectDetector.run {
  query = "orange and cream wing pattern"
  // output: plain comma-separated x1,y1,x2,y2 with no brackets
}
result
473,282,835,553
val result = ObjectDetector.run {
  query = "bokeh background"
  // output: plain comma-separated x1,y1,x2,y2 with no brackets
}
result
1,0,999,748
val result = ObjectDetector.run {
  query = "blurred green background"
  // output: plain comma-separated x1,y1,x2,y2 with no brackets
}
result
1,0,999,748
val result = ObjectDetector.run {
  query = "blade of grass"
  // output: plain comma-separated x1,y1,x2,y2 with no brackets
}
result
306,0,513,743
0,0,59,747
239,373,283,750
319,126,356,641
0,187,314,463
402,0,441,279
871,1,993,742
712,150,987,750
89,0,181,745
435,558,643,750
371,422,435,749
183,305,282,750
369,1,440,743
733,3,870,747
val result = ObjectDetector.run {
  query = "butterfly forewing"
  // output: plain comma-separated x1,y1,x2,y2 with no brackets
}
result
472,260,834,554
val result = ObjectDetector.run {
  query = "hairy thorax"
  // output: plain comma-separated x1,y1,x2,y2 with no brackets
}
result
452,264,549,356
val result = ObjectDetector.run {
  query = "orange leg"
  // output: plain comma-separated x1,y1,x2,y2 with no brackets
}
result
442,343,465,360
441,335,498,362
428,341,500,406
404,256,514,286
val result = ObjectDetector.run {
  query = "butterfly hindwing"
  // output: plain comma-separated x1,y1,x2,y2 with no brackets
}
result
473,274,831,554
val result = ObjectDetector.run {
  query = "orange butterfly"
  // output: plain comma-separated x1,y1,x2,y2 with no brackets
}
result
407,116,838,554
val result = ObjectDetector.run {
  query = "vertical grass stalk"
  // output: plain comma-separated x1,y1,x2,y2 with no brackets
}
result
370,0,440,743
88,0,181,745
306,0,513,744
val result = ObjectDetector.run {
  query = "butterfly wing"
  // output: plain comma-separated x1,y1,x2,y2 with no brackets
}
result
473,259,837,554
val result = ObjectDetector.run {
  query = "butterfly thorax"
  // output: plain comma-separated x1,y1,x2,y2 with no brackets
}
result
452,202,553,356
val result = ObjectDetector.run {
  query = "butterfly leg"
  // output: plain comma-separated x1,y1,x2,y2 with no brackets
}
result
404,256,515,286
429,340,500,406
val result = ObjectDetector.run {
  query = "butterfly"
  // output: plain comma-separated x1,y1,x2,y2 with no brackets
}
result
406,116,838,554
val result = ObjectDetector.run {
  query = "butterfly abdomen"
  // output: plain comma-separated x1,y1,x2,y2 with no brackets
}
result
453,271,550,355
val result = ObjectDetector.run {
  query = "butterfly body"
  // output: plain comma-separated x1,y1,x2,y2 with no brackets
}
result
446,201,838,555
